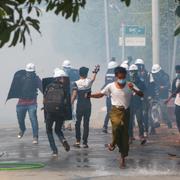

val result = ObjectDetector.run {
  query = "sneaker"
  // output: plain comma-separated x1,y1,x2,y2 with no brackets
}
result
102,128,108,134
17,131,24,139
73,142,81,148
140,139,147,145
83,144,89,148
63,140,70,152
32,137,38,144
144,132,148,138
52,152,58,157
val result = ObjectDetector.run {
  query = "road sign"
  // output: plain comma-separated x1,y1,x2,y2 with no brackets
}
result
119,37,146,47
125,25,146,37
119,25,146,47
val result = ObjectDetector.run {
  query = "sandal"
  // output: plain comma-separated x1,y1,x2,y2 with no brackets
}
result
107,144,115,151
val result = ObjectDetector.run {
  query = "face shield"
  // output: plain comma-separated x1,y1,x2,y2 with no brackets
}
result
136,64,145,72
152,71,161,82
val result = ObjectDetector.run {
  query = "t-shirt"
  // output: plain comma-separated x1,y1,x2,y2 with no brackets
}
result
101,82,138,109
175,79,180,106
73,78,93,106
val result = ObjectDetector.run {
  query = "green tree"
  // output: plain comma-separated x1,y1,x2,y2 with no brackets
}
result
0,0,179,48
0,0,87,48
0,0,131,48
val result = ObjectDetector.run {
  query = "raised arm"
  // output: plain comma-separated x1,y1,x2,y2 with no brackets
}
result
91,65,100,82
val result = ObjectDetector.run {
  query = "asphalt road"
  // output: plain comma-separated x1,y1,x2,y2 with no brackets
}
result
0,122,179,180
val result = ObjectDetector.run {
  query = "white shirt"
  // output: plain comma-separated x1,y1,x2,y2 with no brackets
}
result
101,82,137,109
75,78,93,90
175,79,180,106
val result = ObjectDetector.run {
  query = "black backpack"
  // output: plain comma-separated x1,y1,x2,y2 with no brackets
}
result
44,82,66,113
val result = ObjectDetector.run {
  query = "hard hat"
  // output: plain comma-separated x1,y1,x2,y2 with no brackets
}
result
151,64,162,74
53,68,67,78
129,64,138,71
122,60,129,64
135,59,144,65
108,61,118,69
62,60,71,68
120,63,129,71
25,63,35,72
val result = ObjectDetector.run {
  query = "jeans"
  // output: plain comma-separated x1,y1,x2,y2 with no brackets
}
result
75,104,91,144
142,98,149,133
103,97,112,130
129,106,144,138
45,112,65,153
16,104,38,138
175,105,180,133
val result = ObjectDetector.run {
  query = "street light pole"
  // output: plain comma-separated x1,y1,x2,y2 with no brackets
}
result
104,0,111,64
121,23,125,61
152,0,160,65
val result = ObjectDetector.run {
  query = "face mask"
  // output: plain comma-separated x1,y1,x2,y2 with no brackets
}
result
117,79,126,85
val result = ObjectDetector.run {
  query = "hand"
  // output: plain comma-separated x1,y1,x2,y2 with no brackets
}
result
128,82,134,90
92,65,100,74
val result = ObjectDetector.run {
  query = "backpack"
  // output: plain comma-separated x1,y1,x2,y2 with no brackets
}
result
44,82,66,113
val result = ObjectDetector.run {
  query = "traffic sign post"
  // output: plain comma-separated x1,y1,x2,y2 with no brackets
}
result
119,25,146,47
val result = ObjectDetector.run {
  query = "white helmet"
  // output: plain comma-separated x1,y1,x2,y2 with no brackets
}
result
129,64,138,71
62,60,71,68
120,63,129,71
122,60,129,64
135,59,144,65
151,64,162,74
53,68,67,78
25,63,35,72
108,61,118,69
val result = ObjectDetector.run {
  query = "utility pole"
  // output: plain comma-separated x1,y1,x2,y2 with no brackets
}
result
121,23,125,61
104,0,111,64
152,0,160,65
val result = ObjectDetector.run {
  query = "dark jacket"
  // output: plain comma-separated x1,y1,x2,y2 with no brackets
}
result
102,68,115,89
152,70,170,100
131,77,146,108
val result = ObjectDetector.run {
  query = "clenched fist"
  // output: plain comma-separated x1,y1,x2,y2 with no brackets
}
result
128,82,134,90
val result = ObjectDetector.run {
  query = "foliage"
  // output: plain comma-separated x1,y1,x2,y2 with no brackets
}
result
0,0,179,48
0,0,86,48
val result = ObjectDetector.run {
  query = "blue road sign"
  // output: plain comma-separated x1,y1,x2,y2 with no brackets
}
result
125,26,145,36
